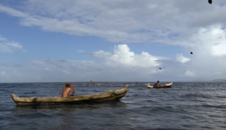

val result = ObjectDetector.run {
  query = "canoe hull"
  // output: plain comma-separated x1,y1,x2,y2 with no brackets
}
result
11,86,129,106
147,82,173,89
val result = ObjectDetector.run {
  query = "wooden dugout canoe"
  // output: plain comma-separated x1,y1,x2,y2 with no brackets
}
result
147,82,173,89
97,83,103,85
11,85,129,106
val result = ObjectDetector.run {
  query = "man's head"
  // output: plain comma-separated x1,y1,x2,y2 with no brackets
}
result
157,81,159,83
65,82,71,87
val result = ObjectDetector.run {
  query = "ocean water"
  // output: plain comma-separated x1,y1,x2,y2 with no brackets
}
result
0,82,226,130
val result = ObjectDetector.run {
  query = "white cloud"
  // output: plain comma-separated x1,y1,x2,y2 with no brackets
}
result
191,4,226,27
0,5,27,17
77,50,85,53
0,35,6,41
0,71,6,76
184,70,196,77
1,41,225,82
176,54,190,63
32,60,45,65
0,44,11,52
0,42,225,82
0,44,170,82
173,25,226,79
6,43,23,49
179,24,226,51
45,68,50,71
181,25,226,58
1,1,226,44
212,44,226,56
14,70,22,77
93,44,163,68
0,43,23,52
34,44,167,81
62,70,70,74
0,35,23,52
215,72,222,75
93,50,111,59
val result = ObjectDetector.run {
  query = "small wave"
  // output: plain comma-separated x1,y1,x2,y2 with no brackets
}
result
24,92,36,94
180,93,211,99
201,104,226,109
15,112,52,118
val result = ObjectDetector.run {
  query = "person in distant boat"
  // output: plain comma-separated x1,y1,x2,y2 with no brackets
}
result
62,82,75,97
89,81,93,85
153,81,161,88
135,82,138,85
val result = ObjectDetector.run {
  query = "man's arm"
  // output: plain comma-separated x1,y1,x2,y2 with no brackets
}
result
70,85,75,93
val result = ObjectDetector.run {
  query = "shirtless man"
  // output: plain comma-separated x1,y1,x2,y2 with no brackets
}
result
62,82,75,97
154,81,161,88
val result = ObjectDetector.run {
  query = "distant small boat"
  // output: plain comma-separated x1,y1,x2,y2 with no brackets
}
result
11,86,129,106
83,83,86,85
147,82,173,89
97,83,103,85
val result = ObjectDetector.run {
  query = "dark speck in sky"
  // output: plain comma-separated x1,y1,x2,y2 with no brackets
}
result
208,0,212,4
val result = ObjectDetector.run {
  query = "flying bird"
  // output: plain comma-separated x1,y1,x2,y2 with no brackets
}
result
190,52,193,54
159,68,161,70
208,0,212,4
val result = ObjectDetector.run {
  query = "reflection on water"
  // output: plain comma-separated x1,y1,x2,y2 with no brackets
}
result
57,107,75,130
13,101,127,115
12,102,128,130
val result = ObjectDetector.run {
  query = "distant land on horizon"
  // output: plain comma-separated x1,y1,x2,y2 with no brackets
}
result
212,79,226,82
1,79,226,83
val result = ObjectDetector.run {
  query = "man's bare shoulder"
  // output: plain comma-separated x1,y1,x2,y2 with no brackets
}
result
64,87,71,91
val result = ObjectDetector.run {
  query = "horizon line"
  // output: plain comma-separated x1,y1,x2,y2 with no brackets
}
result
0,81,224,83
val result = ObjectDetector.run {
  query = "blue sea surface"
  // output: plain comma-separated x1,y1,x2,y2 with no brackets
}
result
0,82,226,130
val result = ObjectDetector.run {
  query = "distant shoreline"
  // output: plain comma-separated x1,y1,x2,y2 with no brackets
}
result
1,81,226,83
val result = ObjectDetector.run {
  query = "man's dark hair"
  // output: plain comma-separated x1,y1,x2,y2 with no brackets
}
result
157,81,159,83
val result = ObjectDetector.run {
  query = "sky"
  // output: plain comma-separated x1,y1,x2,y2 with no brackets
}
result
0,0,226,82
